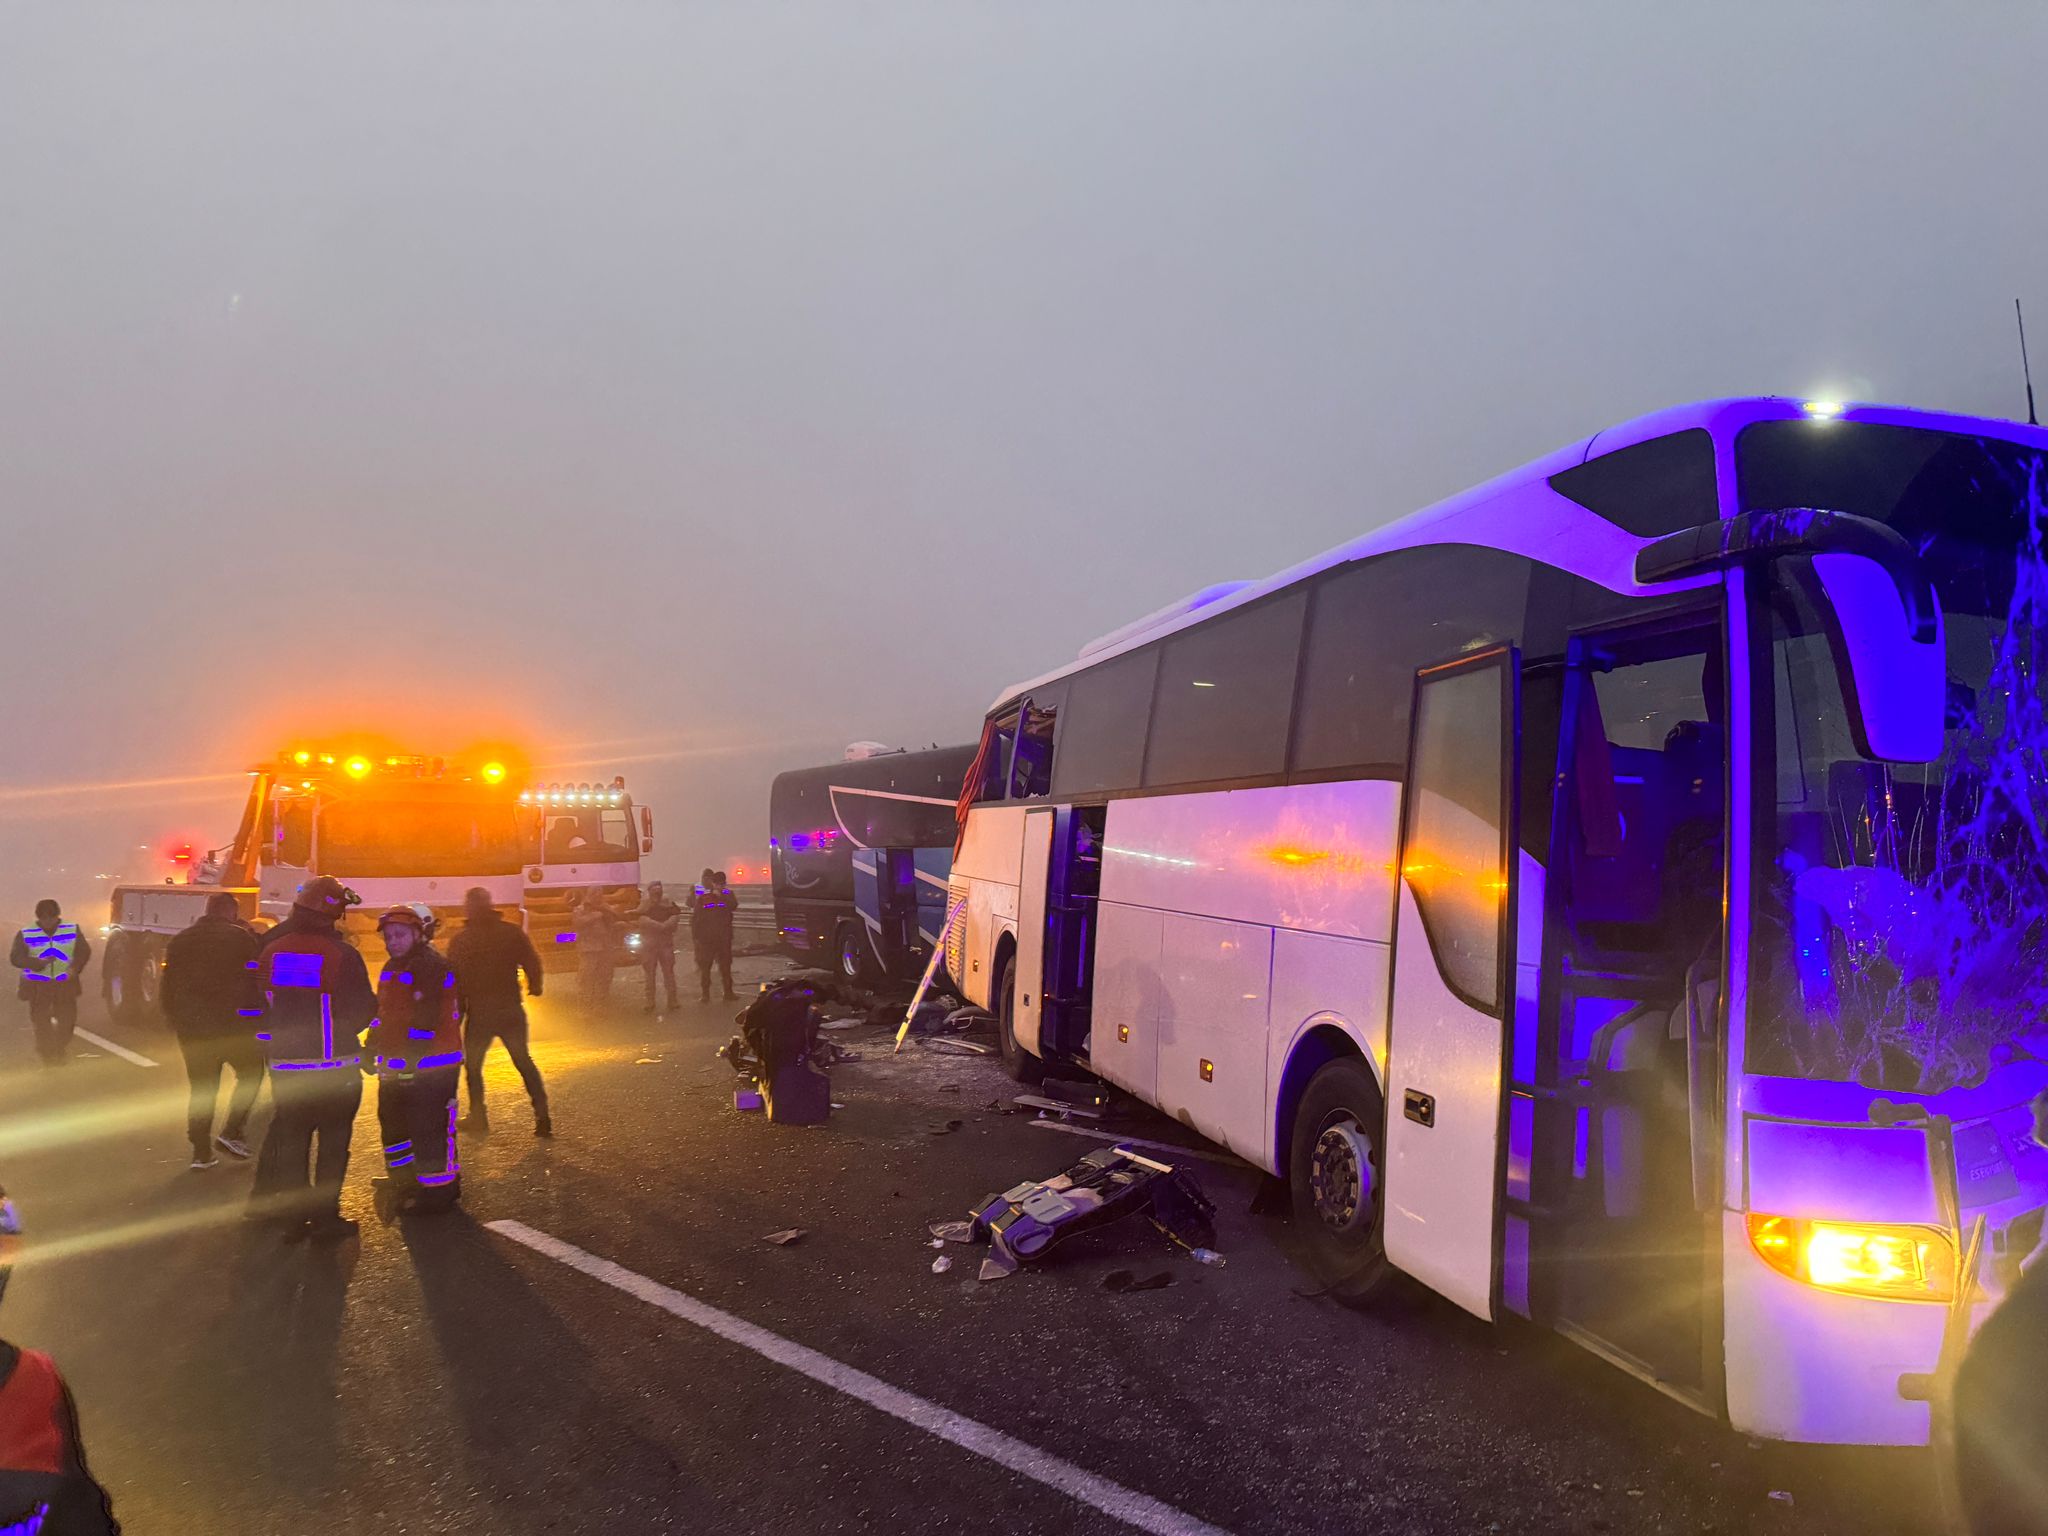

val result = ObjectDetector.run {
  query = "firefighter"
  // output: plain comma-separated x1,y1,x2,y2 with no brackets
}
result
248,876,375,1242
635,881,682,1014
160,892,265,1170
0,1186,120,1533
365,905,463,1223
691,871,737,1003
10,901,92,1068
447,888,551,1138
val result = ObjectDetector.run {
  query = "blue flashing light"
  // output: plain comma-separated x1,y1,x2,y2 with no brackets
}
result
556,932,577,943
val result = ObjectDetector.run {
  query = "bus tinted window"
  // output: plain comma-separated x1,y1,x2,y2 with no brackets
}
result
1051,648,1158,797
1548,429,1718,537
1008,694,1061,799
1292,546,1529,776
1143,592,1305,787
1403,659,1508,1012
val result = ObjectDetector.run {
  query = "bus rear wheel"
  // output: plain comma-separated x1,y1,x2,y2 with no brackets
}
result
1288,1056,1391,1303
835,922,879,986
995,956,1044,1085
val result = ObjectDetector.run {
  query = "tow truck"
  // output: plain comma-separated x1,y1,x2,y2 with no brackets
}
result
103,747,539,1024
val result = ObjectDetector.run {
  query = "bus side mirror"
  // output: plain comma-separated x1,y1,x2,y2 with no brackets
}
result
640,805,654,855
1811,552,1946,764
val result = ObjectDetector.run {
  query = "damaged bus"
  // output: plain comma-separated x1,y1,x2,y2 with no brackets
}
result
946,397,2048,1446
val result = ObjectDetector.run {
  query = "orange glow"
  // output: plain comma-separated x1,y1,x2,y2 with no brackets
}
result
343,755,374,780
292,749,312,766
1266,845,1329,867
482,761,508,784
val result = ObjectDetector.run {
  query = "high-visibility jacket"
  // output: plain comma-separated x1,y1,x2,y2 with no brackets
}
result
254,919,374,1072
367,947,462,1076
0,1343,118,1533
15,927,79,985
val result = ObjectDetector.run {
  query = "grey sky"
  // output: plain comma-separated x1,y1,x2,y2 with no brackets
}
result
2,2,2043,914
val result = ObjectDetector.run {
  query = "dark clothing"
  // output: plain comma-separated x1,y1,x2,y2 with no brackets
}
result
253,915,374,1068
376,1064,460,1207
179,1034,263,1157
254,1065,362,1223
643,948,678,1009
446,912,544,1014
688,886,736,953
160,915,261,1038
25,988,77,1065
462,1004,547,1121
636,898,683,953
696,948,734,1001
1954,1250,2048,1535
0,1341,119,1534
249,912,371,1221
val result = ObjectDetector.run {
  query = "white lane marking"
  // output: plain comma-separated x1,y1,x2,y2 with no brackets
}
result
487,1219,1230,1536
73,1029,159,1068
1025,1119,1251,1170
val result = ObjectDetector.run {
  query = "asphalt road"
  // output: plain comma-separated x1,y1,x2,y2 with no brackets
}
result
0,960,1945,1535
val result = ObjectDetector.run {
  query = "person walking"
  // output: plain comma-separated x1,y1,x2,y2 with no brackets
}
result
248,877,374,1242
365,905,464,1223
635,881,682,1014
690,869,738,1003
160,892,265,1171
10,902,91,1068
447,888,551,1138
0,1186,120,1533
574,887,618,1011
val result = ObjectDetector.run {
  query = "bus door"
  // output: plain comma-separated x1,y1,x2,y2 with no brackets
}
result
1533,613,1723,1404
1383,648,1519,1321
1014,806,1104,1065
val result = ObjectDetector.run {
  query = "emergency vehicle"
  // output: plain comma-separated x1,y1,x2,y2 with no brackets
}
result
103,748,538,1024
516,778,654,971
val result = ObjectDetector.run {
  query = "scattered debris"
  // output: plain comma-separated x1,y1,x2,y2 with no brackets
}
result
1016,1093,1102,1121
734,1087,764,1112
1768,1490,1794,1507
1102,1269,1174,1293
982,1099,1022,1115
919,1038,993,1057
931,1255,953,1274
928,1119,965,1136
762,1229,806,1246
1188,1247,1226,1267
963,1145,1217,1280
927,1220,975,1245
634,1056,664,1065
978,1251,1017,1282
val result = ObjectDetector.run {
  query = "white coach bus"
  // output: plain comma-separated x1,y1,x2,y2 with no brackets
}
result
947,397,2048,1445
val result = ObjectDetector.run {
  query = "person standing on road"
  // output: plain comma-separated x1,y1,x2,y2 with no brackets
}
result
248,877,374,1242
10,901,92,1068
160,892,265,1171
635,881,682,1014
0,1186,120,1534
573,887,618,1011
447,888,551,1139
365,905,464,1223
690,870,738,1003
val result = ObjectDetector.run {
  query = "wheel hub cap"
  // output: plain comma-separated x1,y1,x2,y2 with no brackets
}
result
1309,1122,1374,1234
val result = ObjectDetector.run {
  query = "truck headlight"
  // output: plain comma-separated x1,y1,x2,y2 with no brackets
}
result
1747,1212,1956,1302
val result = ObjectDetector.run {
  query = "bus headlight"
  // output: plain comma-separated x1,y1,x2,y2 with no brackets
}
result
1747,1212,1955,1302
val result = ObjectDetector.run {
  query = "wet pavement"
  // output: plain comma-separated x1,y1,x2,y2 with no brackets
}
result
0,957,1943,1534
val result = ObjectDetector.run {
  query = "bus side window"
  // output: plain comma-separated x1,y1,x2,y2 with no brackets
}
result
1008,698,1059,799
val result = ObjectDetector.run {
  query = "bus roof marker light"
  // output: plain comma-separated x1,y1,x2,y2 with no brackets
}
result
1802,399,1846,420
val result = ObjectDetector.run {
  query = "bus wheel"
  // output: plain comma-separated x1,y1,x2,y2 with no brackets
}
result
995,956,1044,1085
835,922,878,986
1288,1057,1390,1303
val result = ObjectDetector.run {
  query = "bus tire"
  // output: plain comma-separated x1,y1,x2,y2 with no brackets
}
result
1288,1056,1391,1303
835,922,879,986
995,956,1044,1085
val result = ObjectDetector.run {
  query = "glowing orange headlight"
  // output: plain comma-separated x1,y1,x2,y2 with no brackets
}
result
1747,1212,1956,1302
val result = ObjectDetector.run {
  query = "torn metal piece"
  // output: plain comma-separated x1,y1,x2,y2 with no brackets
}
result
762,1228,806,1246
968,1145,1217,1266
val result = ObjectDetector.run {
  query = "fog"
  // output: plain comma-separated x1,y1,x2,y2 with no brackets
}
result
2,2,2042,920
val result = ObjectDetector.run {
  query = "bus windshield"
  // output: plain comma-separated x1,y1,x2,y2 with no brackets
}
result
318,795,527,878
1742,421,2048,1092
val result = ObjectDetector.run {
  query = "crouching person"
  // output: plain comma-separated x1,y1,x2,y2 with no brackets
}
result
367,906,463,1223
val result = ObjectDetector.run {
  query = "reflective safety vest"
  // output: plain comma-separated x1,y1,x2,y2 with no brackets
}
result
0,1348,64,1478
16,927,78,985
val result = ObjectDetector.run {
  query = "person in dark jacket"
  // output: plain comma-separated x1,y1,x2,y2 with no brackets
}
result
160,893,265,1170
635,881,683,1014
10,901,92,1068
447,888,550,1138
365,905,464,1222
690,871,738,1003
0,1185,120,1534
1950,1088,2048,1535
248,877,374,1242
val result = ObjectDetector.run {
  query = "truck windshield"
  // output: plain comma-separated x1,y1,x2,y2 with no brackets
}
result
1741,420,2048,1092
318,796,526,878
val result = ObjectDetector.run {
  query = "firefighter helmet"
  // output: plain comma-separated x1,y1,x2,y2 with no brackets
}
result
293,875,359,918
376,904,426,937
406,902,439,940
